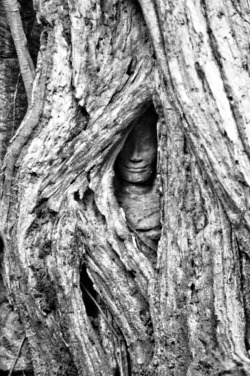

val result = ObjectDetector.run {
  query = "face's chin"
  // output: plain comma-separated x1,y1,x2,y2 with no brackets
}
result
118,165,155,184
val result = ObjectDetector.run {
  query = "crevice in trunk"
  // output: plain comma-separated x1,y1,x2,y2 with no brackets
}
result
80,264,132,376
80,264,99,324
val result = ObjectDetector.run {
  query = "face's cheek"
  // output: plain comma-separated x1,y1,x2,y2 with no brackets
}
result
119,143,133,164
117,149,128,166
144,150,156,167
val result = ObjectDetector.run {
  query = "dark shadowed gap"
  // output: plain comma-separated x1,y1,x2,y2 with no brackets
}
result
16,0,41,64
80,264,99,320
114,103,160,267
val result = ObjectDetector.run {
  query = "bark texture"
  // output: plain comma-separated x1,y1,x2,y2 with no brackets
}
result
1,1,250,375
0,0,40,370
0,0,26,168
0,0,40,166
2,0,35,103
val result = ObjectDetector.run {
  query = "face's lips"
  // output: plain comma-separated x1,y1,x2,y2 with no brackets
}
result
123,165,149,172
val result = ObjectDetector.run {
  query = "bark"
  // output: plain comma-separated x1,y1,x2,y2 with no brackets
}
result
0,0,26,169
0,0,40,166
0,0,41,371
1,1,250,376
2,0,35,104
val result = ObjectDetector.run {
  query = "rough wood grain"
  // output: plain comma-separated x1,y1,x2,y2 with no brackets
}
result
1,0,250,375
2,0,35,103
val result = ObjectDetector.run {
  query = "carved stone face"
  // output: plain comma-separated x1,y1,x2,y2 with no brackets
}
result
116,108,158,184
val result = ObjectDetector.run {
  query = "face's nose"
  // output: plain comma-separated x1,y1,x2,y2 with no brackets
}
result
129,143,143,163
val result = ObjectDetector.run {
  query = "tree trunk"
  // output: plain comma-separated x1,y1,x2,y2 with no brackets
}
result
1,0,250,375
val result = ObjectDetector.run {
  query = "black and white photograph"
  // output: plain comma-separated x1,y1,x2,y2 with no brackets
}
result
1,1,250,375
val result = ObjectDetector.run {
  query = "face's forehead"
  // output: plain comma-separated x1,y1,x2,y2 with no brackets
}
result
131,117,156,139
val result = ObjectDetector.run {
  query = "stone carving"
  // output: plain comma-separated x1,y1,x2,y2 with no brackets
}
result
115,105,161,262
